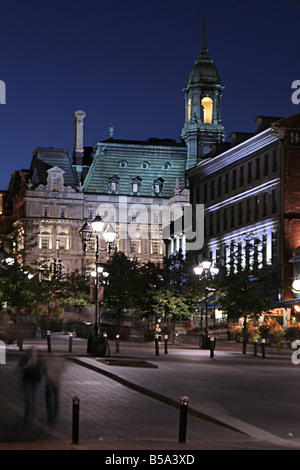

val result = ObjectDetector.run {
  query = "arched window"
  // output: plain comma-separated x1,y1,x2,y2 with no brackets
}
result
201,97,213,123
187,98,191,121
40,231,50,250
57,231,68,250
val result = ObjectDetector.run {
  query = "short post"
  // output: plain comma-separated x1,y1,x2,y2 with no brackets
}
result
210,336,215,358
155,334,159,356
72,396,80,444
69,332,73,352
164,334,168,354
254,339,258,356
178,396,189,443
47,330,51,353
262,338,266,359
116,334,120,353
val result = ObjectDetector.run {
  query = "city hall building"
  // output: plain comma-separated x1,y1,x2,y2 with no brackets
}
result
1,16,300,327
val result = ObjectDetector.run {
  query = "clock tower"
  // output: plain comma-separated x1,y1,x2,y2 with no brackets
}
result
182,16,225,169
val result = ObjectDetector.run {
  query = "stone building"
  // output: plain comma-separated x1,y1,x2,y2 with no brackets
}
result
186,113,300,324
0,16,222,275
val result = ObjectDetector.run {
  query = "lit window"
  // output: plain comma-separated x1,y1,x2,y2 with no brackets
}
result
153,178,164,196
57,231,67,250
201,97,213,123
131,178,141,195
40,231,50,250
51,177,59,192
108,177,119,194
187,98,191,121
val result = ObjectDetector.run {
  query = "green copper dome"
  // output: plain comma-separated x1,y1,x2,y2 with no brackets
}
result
186,15,222,86
187,55,221,85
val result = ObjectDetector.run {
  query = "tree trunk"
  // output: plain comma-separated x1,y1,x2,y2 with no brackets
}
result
242,315,247,354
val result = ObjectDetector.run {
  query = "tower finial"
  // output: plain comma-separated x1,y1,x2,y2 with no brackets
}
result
201,15,206,49
201,15,207,53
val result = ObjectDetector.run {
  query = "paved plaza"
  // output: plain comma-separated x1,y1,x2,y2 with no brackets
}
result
0,333,300,451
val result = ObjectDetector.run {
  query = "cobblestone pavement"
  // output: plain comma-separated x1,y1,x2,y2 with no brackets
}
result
0,334,298,450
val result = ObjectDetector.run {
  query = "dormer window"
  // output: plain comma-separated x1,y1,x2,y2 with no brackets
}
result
131,177,142,195
119,161,127,169
141,162,149,169
108,176,119,194
153,178,164,196
47,167,65,193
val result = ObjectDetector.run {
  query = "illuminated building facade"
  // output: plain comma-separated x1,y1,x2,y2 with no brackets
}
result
187,113,300,324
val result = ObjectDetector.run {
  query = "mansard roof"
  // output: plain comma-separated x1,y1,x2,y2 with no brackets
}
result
82,138,187,197
30,147,78,189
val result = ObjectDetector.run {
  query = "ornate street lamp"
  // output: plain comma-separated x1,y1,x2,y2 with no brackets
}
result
194,259,219,348
79,215,116,356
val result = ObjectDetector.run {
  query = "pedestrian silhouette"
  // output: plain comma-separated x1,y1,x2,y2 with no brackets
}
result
44,351,64,425
19,347,43,424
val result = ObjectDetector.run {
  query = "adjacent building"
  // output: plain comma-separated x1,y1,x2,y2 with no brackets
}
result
186,113,300,324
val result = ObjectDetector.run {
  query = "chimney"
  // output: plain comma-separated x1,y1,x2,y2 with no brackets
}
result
72,110,86,165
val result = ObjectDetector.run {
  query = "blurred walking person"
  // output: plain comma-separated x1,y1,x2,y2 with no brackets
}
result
44,351,64,425
19,347,43,424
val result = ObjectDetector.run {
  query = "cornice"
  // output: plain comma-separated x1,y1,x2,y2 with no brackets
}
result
187,128,279,179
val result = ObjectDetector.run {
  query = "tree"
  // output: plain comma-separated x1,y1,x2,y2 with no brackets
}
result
152,288,190,325
216,262,283,353
62,270,92,321
104,251,140,327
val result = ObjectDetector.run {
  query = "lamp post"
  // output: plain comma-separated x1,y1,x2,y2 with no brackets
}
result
194,259,219,348
79,215,116,355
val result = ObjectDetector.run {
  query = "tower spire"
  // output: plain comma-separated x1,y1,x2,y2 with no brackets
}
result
199,15,209,59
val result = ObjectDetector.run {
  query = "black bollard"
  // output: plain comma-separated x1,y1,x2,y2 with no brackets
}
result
69,332,73,352
178,396,189,443
164,335,168,354
254,339,258,356
72,396,80,444
116,334,120,353
155,334,159,356
210,336,215,358
47,330,51,353
262,338,266,359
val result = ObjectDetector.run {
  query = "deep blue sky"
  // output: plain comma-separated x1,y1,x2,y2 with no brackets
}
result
1,0,300,190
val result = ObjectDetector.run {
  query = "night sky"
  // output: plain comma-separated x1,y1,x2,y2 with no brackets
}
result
1,0,300,190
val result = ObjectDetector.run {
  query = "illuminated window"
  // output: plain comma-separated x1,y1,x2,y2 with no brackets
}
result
187,98,191,121
131,177,141,195
57,231,68,250
153,178,164,196
108,177,119,194
51,177,59,192
40,231,50,250
201,97,213,123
